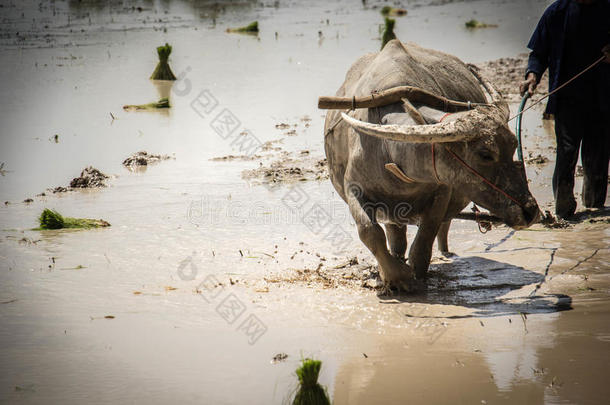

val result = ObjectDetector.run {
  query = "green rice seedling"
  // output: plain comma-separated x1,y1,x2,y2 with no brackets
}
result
36,209,110,230
150,43,176,80
123,97,170,111
292,358,331,405
465,19,497,29
227,21,259,34
381,17,396,49
381,6,407,16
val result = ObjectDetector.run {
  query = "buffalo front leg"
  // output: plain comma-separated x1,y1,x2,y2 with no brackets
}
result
409,187,451,279
346,193,414,290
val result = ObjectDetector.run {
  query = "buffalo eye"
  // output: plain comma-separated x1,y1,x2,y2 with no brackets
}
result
477,150,496,162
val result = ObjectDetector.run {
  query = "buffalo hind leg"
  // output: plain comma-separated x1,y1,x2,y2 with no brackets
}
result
346,193,414,291
436,220,453,256
386,224,407,259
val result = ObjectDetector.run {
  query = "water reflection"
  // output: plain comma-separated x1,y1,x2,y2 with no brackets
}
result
152,79,174,100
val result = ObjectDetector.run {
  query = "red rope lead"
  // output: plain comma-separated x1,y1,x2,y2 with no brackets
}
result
439,113,453,122
443,146,525,208
472,204,492,233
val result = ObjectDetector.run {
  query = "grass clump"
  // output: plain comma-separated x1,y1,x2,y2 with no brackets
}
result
227,21,259,34
36,209,110,230
150,43,176,81
123,97,170,111
381,17,396,49
465,19,497,29
292,359,331,405
381,6,407,16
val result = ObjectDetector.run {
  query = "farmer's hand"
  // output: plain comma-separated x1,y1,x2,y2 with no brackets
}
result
519,72,538,96
603,44,610,63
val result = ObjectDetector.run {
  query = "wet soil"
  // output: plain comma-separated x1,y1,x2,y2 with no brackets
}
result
526,152,550,165
33,166,111,198
242,154,328,184
476,53,550,102
122,151,173,168
68,166,109,188
211,117,329,184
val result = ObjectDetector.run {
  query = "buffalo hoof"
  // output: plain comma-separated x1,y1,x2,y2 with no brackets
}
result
378,278,426,296
378,258,417,293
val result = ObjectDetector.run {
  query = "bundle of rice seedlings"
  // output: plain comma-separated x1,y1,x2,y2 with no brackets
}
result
37,208,110,230
227,21,259,34
465,19,497,29
150,43,176,81
381,6,407,16
123,97,170,111
154,97,170,108
381,17,396,50
292,359,331,405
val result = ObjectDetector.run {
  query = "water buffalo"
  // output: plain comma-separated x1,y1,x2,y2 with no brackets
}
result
323,40,540,291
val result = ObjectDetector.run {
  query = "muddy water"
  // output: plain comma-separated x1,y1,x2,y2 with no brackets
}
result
1,0,609,404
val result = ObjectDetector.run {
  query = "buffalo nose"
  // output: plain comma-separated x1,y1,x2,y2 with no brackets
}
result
522,201,540,226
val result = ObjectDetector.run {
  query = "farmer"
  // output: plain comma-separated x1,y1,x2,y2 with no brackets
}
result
519,0,610,219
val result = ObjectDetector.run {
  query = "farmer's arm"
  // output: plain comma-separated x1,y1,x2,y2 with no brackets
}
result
603,44,610,63
520,55,543,96
520,10,552,96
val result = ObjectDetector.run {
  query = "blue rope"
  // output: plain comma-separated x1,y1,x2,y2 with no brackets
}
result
515,93,530,163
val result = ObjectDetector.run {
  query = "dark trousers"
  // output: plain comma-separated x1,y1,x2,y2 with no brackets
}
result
553,103,609,217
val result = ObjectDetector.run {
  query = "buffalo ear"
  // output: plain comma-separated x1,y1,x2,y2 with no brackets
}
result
468,65,509,122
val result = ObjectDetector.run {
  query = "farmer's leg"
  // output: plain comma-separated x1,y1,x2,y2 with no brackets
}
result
581,114,609,208
552,105,582,218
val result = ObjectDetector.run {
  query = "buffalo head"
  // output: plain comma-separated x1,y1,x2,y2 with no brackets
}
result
340,71,540,229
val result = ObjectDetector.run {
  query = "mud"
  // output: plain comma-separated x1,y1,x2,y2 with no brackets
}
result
68,166,109,188
212,128,329,184
209,139,284,162
475,54,549,102
242,155,328,184
526,152,550,165
17,166,113,203
122,151,173,168
264,255,382,290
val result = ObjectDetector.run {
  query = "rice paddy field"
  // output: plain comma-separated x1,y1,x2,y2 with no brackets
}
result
1,0,609,404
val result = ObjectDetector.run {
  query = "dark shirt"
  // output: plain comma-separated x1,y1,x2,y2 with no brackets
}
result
526,0,610,113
